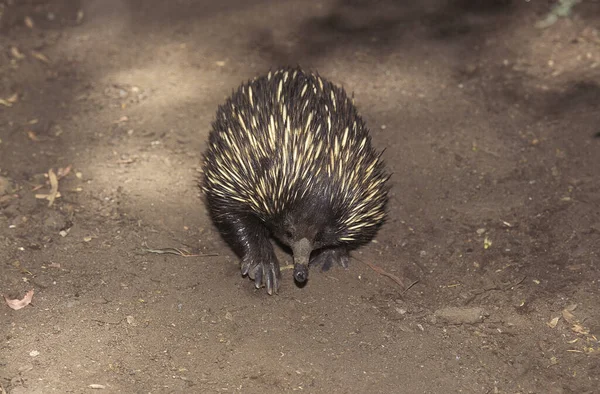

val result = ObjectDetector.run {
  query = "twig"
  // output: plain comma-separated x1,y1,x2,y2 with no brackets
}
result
47,168,58,207
354,257,406,289
402,278,420,294
141,247,218,257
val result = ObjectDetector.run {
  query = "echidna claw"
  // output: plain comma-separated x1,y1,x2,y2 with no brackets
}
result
241,256,280,295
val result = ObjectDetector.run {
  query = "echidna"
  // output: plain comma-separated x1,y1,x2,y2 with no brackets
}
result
201,67,389,294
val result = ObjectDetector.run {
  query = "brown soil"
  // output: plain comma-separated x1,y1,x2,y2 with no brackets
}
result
1,1,599,393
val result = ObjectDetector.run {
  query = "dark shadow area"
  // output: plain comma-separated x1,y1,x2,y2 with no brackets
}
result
0,0,83,32
543,80,600,115
250,0,519,66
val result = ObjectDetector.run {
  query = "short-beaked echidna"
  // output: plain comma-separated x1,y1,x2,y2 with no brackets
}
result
201,67,389,294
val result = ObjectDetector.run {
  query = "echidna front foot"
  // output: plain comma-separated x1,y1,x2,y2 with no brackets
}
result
310,247,349,272
227,215,281,295
241,249,281,295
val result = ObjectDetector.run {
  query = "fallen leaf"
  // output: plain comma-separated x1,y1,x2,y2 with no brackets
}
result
35,191,61,200
4,289,34,310
31,51,49,64
562,309,577,324
47,169,59,207
483,236,492,249
0,93,18,107
10,46,25,59
572,324,590,335
27,130,39,141
24,16,34,29
547,316,560,328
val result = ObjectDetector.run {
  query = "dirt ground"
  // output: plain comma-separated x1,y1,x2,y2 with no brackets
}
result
1,0,599,393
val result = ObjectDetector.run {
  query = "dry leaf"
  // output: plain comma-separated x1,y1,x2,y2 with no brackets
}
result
27,130,39,141
547,316,560,328
572,324,590,335
35,191,61,199
562,309,577,324
10,46,25,59
31,51,49,64
4,289,34,310
0,93,18,107
24,16,34,29
47,169,59,207
483,236,492,249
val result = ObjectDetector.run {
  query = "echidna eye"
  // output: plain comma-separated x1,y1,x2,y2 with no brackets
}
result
285,230,293,239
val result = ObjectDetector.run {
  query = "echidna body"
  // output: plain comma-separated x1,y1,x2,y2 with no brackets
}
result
202,67,389,294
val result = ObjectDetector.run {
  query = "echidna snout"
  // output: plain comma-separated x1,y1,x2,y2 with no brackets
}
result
291,238,312,283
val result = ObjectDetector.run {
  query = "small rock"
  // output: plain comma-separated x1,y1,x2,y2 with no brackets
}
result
43,210,67,231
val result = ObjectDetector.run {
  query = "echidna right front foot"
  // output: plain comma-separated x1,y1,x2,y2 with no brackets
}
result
241,249,281,295
225,215,281,294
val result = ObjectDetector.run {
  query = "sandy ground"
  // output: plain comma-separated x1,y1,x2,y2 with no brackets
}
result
1,0,599,393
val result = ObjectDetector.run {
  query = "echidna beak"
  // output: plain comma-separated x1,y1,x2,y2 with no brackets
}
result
292,238,312,284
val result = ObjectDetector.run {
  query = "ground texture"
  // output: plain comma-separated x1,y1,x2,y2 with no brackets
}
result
1,0,599,393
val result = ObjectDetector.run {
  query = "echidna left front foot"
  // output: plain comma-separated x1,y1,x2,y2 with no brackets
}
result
310,247,349,272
